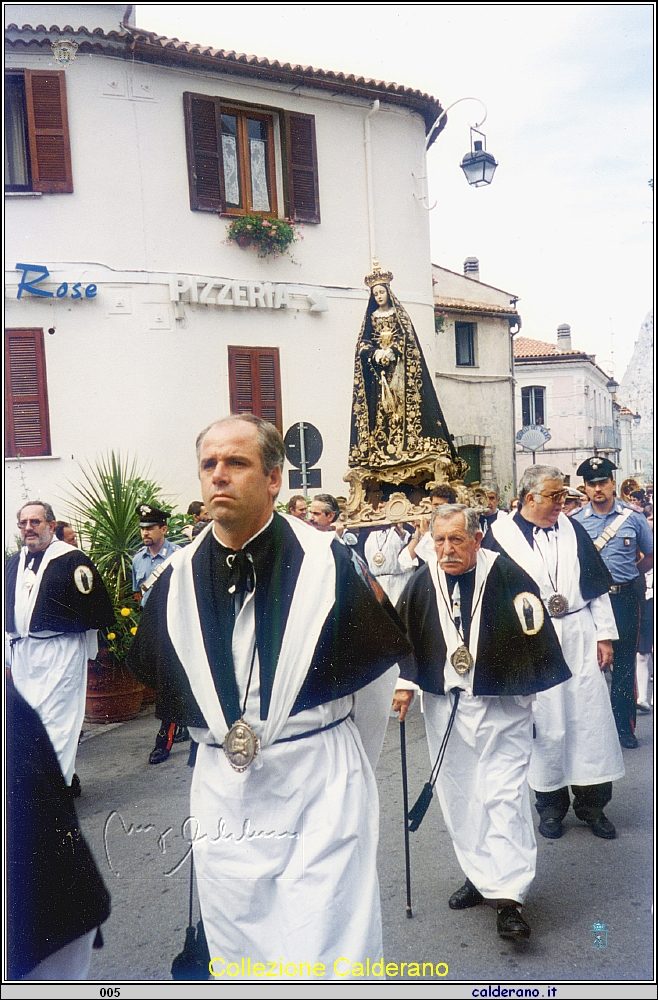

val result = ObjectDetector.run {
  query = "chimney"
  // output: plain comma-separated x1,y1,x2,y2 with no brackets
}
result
463,257,480,281
556,323,572,352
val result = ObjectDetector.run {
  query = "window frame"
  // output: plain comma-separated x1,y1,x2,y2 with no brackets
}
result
5,328,52,457
455,321,477,367
218,105,279,218
521,385,546,426
184,92,320,223
4,69,73,194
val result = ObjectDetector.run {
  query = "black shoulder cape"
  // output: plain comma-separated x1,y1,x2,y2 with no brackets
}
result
481,512,613,600
6,548,114,634
6,683,111,979
396,554,571,696
127,514,412,727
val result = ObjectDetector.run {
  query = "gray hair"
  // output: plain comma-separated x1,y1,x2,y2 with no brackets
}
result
430,503,481,537
311,494,340,519
480,479,500,496
195,415,285,475
17,501,56,523
518,466,564,505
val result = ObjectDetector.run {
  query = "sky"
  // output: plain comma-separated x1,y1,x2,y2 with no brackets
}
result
138,3,653,379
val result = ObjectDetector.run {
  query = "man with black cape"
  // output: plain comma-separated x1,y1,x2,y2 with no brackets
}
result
127,414,411,977
394,503,571,940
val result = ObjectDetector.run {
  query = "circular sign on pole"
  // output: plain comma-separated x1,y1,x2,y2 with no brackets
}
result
516,425,551,452
284,422,323,469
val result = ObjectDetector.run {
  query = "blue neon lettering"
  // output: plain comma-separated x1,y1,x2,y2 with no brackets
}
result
15,263,53,298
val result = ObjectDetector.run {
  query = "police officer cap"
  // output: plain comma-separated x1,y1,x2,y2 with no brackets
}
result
137,503,170,526
576,457,617,482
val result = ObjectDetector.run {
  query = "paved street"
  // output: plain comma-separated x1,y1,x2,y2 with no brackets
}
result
76,698,653,983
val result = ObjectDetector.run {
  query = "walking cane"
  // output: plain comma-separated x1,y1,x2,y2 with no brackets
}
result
399,719,413,918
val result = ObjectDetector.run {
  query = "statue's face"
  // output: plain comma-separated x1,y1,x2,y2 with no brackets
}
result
372,284,390,307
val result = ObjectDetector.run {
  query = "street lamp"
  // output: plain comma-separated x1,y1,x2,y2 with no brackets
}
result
633,412,642,429
426,97,498,188
460,127,498,187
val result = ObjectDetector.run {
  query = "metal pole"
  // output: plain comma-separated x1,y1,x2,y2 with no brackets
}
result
532,449,536,465
298,421,308,497
400,720,413,918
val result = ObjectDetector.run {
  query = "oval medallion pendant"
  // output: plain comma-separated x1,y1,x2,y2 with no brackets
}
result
372,551,386,567
547,593,569,618
450,644,474,675
223,720,260,772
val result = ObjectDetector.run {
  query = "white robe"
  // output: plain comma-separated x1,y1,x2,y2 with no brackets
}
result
410,549,536,903
8,541,97,785
167,516,395,976
490,514,624,791
364,526,415,605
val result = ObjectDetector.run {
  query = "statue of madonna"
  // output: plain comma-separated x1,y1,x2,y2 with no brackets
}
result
349,260,455,469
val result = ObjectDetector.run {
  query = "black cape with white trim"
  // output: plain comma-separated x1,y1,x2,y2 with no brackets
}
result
5,549,114,634
127,513,413,727
396,553,571,696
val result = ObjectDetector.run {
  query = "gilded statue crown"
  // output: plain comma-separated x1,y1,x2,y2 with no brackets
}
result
364,259,394,289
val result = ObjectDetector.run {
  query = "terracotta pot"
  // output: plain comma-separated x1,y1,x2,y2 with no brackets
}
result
235,233,252,248
85,658,144,724
140,684,157,706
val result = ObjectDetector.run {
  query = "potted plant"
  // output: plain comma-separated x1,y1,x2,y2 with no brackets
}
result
226,213,298,258
63,453,178,722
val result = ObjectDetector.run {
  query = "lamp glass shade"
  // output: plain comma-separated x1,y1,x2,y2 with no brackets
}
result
460,140,498,187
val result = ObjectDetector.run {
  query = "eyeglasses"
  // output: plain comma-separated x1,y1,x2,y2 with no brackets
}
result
537,490,569,503
18,518,46,528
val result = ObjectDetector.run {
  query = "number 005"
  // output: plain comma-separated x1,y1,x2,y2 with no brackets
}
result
100,989,120,997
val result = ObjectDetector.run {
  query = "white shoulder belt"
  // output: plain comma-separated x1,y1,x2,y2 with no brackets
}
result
593,508,633,551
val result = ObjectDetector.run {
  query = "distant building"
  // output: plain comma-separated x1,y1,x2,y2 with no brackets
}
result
513,325,628,484
432,258,520,500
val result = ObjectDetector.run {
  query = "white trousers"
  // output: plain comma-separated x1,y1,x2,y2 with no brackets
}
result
22,929,95,981
10,633,92,785
424,691,536,903
191,716,382,978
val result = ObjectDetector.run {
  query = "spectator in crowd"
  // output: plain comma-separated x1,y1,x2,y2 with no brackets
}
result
287,495,308,520
54,521,78,547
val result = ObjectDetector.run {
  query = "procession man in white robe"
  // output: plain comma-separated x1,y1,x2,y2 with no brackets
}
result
127,415,411,977
483,465,624,840
6,502,114,791
394,504,571,941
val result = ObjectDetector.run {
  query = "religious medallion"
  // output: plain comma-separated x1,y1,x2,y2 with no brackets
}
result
223,720,260,772
546,593,569,618
372,551,386,567
450,645,474,675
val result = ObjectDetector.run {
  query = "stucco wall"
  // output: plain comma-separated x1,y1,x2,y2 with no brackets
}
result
5,44,436,537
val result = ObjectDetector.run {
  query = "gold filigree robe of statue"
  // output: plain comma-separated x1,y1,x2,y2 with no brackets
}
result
349,262,455,469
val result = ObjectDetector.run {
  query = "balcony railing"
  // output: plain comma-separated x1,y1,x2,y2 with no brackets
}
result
593,426,621,451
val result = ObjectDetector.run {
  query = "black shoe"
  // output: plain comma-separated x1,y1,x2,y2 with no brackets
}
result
149,747,170,764
538,816,563,839
587,813,616,839
497,905,531,940
70,773,82,798
173,725,190,744
449,878,484,910
619,733,638,749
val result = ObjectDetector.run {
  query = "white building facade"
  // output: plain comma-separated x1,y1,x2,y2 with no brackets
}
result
513,325,623,484
5,4,447,535
432,258,520,500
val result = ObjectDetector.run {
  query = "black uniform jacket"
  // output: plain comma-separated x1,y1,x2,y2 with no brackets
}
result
127,513,413,728
481,510,613,600
5,547,114,634
6,684,111,979
397,553,571,697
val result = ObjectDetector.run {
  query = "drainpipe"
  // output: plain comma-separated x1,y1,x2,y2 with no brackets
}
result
364,100,380,262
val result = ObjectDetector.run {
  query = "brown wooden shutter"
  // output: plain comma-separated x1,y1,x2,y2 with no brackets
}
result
184,92,225,212
228,347,282,431
5,328,51,457
23,70,73,193
282,112,320,223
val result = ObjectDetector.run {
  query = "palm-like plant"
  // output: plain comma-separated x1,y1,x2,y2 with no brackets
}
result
63,453,161,603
